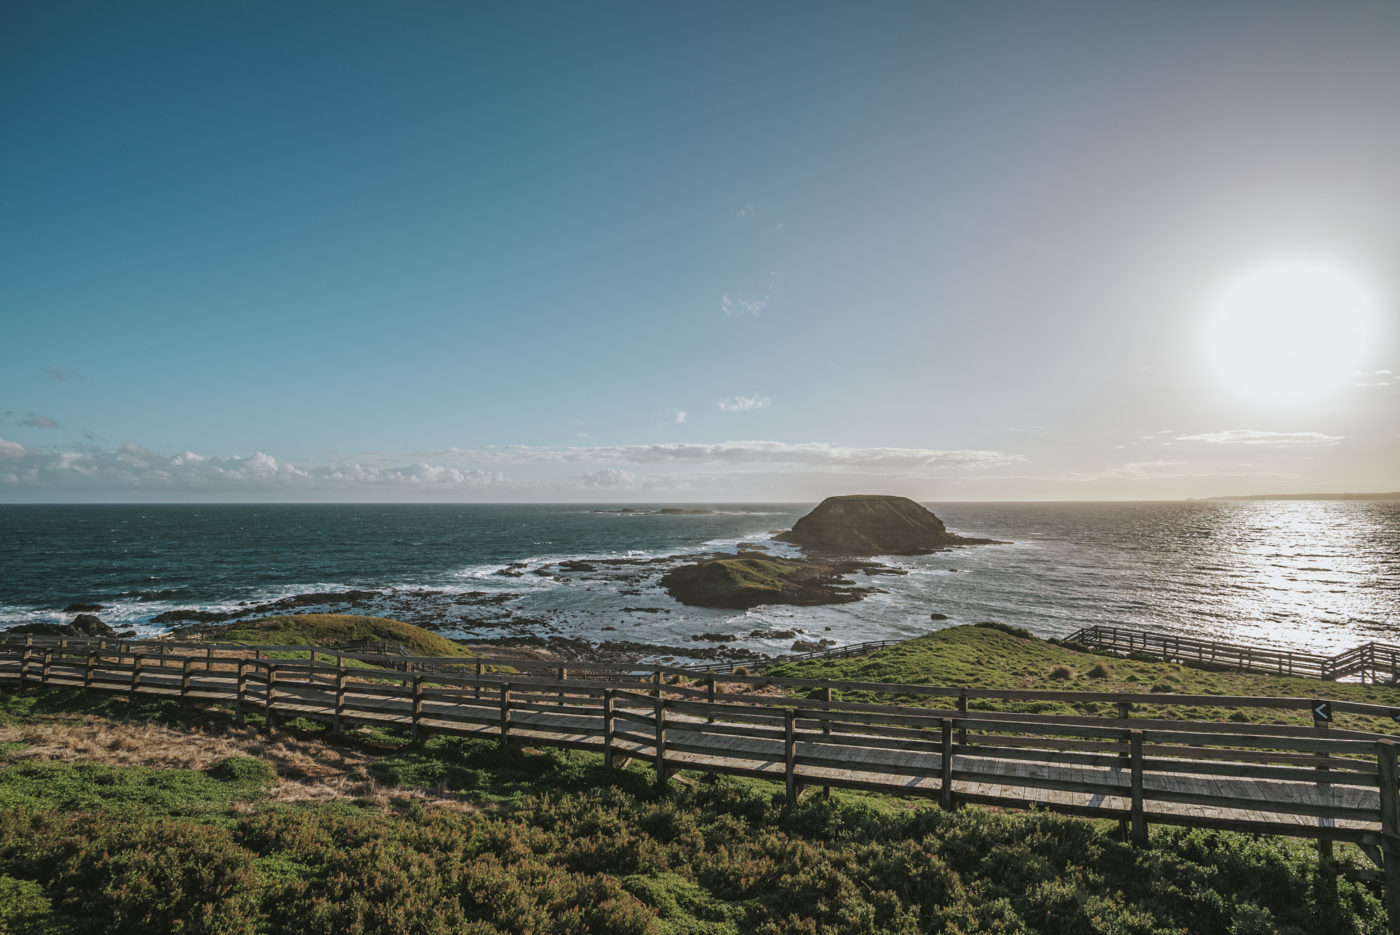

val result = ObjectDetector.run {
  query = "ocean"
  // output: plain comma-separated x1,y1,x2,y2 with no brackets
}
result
1,501,1397,661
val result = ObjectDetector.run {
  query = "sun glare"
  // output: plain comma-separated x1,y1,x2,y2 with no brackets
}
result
1205,260,1377,402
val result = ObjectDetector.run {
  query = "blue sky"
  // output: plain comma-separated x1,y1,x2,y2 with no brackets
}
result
3,1,1398,501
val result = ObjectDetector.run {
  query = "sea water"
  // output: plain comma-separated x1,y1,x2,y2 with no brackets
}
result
1,501,1396,659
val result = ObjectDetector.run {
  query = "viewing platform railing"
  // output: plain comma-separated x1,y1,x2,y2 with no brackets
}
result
1064,624,1400,683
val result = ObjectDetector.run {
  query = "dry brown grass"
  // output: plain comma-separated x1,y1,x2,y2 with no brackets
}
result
0,714,474,810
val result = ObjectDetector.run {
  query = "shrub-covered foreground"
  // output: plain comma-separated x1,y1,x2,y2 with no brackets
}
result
0,730,1387,935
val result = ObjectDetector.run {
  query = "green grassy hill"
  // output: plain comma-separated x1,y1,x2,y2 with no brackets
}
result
766,623,1400,731
189,614,473,658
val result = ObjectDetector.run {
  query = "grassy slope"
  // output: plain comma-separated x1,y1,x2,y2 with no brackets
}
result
202,614,473,658
701,558,803,597
766,624,1400,732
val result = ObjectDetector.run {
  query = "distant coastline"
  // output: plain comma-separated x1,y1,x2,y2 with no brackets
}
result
1206,491,1400,502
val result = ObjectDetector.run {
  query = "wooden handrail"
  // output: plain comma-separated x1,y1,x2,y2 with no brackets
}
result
1065,625,1400,683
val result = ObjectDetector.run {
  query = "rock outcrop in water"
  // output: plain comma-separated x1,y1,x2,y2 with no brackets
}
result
8,613,117,639
660,552,882,609
776,494,1000,555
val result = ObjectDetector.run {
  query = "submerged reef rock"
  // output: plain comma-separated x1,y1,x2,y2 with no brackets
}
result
660,552,881,609
776,494,1001,556
8,613,116,639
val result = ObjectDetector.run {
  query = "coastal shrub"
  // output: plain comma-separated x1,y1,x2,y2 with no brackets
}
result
46,818,259,934
974,621,1035,640
1087,662,1111,679
0,874,51,935
0,768,1386,934
206,755,277,785
1049,666,1074,681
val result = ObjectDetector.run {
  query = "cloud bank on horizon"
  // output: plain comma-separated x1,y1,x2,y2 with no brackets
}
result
2,2,1397,502
0,432,1379,501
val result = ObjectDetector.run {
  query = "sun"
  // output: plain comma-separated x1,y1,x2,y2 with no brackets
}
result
1205,260,1377,401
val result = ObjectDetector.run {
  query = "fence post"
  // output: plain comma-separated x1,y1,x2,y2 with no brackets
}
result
264,664,277,728
603,690,616,769
1376,741,1400,935
41,648,52,684
651,669,662,700
130,654,143,698
957,688,969,746
18,644,32,689
181,658,191,698
940,718,954,810
558,667,567,707
1315,707,1335,866
1118,701,1133,766
822,686,834,800
84,651,95,689
333,667,347,734
410,675,424,742
706,676,716,723
475,661,483,701
784,709,798,803
1129,730,1147,845
499,683,512,748
235,660,247,724
654,696,668,790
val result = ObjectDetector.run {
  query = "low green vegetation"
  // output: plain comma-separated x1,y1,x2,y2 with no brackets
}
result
192,614,474,658
766,624,1400,731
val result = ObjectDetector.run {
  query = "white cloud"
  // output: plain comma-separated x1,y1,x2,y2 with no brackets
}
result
459,440,1026,473
674,410,687,424
1,436,1031,499
717,395,771,413
39,365,84,382
1353,369,1398,387
573,469,642,489
736,204,756,217
1069,461,1189,481
1172,430,1343,447
0,442,509,494
2,411,59,429
721,293,766,318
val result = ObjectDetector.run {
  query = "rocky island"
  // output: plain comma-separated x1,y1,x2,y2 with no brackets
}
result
659,552,884,610
776,494,1000,555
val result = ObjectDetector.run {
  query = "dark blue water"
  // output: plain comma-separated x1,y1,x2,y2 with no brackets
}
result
2,501,1397,656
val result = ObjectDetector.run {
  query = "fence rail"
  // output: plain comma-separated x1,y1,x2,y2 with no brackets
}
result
1065,625,1400,683
6,635,1400,931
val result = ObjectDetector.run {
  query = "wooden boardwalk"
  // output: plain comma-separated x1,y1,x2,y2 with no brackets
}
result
1067,624,1400,683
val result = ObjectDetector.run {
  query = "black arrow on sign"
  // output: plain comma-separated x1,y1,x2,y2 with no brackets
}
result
1312,701,1332,722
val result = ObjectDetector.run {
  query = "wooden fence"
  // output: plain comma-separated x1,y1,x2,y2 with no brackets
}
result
1066,625,1400,683
5,636,1400,931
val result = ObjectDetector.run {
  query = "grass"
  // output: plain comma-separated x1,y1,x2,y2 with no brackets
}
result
195,614,474,658
764,623,1400,732
689,558,803,598
0,683,1388,934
